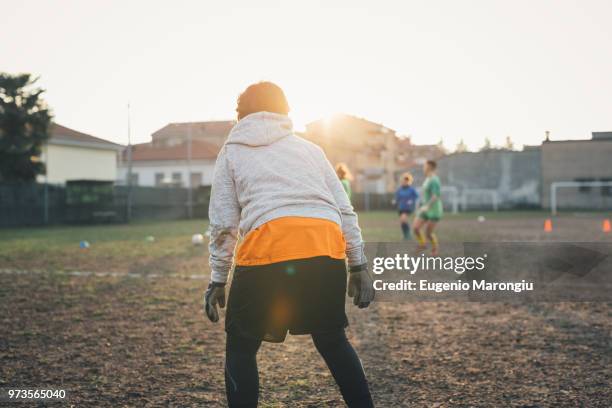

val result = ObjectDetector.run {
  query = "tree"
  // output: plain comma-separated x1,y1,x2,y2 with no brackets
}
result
436,138,448,154
455,138,468,153
0,73,53,182
480,137,492,152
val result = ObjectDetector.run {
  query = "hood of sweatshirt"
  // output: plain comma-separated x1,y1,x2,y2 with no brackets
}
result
225,111,293,147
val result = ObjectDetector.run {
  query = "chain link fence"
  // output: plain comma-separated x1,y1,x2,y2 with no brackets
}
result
0,183,459,227
0,182,211,227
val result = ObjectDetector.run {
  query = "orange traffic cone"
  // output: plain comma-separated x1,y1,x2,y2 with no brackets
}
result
544,218,553,233
603,219,611,233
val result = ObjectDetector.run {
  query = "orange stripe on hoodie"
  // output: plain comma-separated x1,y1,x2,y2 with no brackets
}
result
236,217,346,266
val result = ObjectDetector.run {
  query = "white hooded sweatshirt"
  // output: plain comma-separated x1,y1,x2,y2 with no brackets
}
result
208,111,366,283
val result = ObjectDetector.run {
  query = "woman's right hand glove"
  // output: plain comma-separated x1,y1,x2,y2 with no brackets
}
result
348,264,375,309
204,281,226,323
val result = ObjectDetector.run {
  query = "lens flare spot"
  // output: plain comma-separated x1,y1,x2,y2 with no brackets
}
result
285,264,296,276
271,296,291,326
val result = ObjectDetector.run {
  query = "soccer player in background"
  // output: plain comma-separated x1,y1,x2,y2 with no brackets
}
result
394,172,419,240
336,163,353,201
413,160,443,255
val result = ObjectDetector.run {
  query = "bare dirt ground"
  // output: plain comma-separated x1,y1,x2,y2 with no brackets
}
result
1,212,611,407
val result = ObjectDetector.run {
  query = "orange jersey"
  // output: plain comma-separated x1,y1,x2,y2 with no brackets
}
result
236,217,346,266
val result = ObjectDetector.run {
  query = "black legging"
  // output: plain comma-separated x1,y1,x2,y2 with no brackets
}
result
225,329,374,408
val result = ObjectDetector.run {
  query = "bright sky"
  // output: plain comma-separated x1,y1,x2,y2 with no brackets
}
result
3,0,611,150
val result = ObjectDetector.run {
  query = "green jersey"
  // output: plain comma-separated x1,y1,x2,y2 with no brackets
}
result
422,175,443,219
340,178,352,201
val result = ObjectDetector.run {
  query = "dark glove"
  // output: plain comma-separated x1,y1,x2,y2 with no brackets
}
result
204,281,226,322
347,264,375,308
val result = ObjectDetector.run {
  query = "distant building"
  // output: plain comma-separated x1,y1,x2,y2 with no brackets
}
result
395,137,446,169
151,120,235,148
38,123,122,184
591,131,612,141
427,130,612,211
436,147,541,209
117,120,234,187
394,137,447,185
304,114,399,193
117,139,219,187
541,132,612,210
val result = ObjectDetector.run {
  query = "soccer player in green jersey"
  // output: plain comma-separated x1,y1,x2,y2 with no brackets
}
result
336,163,353,201
413,160,443,255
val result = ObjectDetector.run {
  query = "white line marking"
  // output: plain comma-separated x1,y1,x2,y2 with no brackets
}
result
0,268,208,280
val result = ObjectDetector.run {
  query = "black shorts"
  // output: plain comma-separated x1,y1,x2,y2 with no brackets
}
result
398,210,413,216
225,256,349,343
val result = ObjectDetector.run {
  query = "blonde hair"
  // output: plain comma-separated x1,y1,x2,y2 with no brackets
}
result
336,163,353,181
401,172,413,185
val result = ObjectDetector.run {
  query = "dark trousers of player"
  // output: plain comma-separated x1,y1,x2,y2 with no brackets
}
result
225,329,374,408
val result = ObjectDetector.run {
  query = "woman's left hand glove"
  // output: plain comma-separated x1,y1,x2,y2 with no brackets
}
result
204,281,226,322
348,264,375,308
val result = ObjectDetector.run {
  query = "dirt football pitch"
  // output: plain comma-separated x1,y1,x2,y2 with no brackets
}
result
1,211,611,407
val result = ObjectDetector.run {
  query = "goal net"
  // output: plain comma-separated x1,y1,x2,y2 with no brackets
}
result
550,181,612,215
460,188,499,212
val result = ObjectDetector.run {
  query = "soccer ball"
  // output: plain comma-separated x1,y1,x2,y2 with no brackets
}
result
79,240,90,249
477,215,486,223
192,233,205,246
145,236,155,243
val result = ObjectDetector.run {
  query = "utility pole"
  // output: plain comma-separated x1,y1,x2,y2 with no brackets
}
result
126,102,133,222
187,123,193,219
43,142,49,224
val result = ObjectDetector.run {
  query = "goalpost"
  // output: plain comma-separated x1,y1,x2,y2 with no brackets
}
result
442,186,460,214
460,189,499,212
550,181,612,215
416,185,460,214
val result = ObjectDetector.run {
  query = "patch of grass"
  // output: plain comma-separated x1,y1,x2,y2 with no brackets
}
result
1,211,610,273
0,219,210,273
288,378,309,389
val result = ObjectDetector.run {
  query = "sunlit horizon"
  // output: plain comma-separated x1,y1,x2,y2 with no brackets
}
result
3,0,611,151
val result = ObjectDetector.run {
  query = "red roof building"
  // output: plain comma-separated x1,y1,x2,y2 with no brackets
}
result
118,121,231,187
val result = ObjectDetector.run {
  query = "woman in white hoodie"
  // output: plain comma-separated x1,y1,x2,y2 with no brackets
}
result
204,82,375,407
